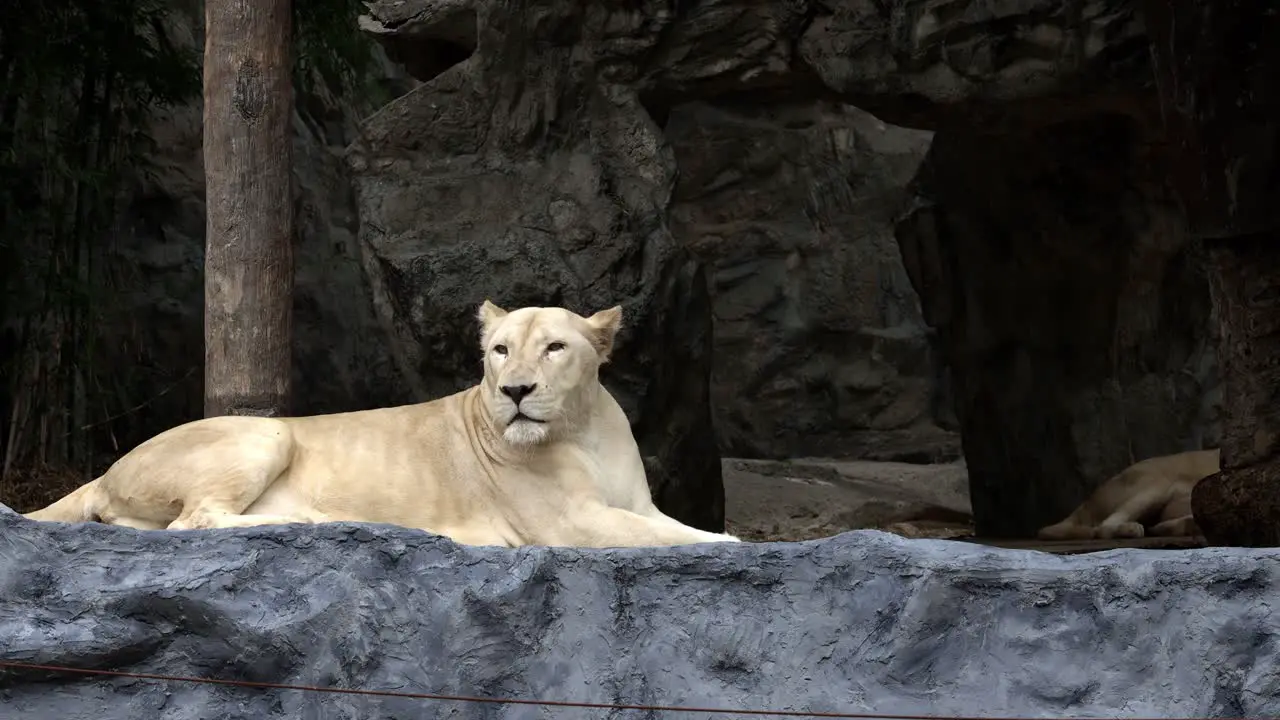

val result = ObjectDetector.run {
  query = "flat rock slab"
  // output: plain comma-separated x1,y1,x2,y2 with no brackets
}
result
1,505,1278,719
724,458,972,542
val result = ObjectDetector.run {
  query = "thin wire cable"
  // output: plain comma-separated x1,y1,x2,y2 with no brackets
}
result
0,660,957,718
0,660,1247,720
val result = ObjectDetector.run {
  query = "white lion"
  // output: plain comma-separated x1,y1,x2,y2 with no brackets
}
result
1036,448,1219,540
23,302,741,548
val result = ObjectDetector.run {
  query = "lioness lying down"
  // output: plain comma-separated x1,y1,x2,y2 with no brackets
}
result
1035,448,1219,541
25,302,741,548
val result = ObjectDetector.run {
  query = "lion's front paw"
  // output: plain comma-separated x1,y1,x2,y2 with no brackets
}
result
1097,521,1145,539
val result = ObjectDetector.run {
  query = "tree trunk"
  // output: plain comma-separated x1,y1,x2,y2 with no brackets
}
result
202,0,294,418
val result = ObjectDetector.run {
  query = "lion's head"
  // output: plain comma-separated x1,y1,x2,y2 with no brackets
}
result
476,301,623,447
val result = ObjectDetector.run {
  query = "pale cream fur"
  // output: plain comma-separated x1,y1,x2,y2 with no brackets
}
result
1035,448,1219,541
23,302,741,548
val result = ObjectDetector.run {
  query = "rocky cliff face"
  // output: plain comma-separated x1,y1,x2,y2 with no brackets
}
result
91,1,958,531
352,0,1220,536
71,0,1243,537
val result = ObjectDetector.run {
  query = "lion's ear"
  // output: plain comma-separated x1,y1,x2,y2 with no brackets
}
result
585,305,623,361
477,300,508,348
478,300,508,331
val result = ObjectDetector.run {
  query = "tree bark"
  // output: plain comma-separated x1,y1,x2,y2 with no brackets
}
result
202,0,294,418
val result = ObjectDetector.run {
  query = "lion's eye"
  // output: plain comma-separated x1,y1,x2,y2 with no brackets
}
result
547,342,566,353
493,344,508,356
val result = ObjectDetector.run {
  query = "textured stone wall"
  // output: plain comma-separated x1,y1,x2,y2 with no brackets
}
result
3,507,1278,718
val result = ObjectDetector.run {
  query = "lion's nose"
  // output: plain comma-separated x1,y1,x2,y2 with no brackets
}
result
500,384,537,404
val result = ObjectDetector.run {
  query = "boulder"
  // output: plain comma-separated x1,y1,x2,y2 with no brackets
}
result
1190,234,1280,547
2,508,1278,718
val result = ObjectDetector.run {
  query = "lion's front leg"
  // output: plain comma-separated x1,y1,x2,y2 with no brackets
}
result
560,504,742,548
638,502,741,543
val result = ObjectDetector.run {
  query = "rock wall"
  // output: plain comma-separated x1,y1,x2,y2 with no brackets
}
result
83,0,962,529
896,116,1219,537
348,0,1188,496
3,508,1279,718
667,101,940,459
97,99,415,441
34,0,1234,538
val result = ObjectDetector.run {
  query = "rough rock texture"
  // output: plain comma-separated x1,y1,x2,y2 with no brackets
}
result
4,508,1280,719
895,115,1219,537
797,0,1152,123
87,0,977,496
1143,0,1280,548
350,0,1172,510
667,101,943,458
113,100,410,423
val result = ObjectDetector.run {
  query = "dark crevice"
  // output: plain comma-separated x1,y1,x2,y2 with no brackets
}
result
636,87,674,131
376,8,478,84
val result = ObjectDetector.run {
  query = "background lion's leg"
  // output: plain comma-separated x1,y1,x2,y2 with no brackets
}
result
1094,489,1168,539
1148,514,1201,537
1036,518,1100,540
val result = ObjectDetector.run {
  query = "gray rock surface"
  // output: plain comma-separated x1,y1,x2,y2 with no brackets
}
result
668,101,941,458
348,0,1161,469
3,507,1279,719
799,0,1151,123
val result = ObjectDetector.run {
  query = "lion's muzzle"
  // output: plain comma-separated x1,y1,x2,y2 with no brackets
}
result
500,384,537,404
